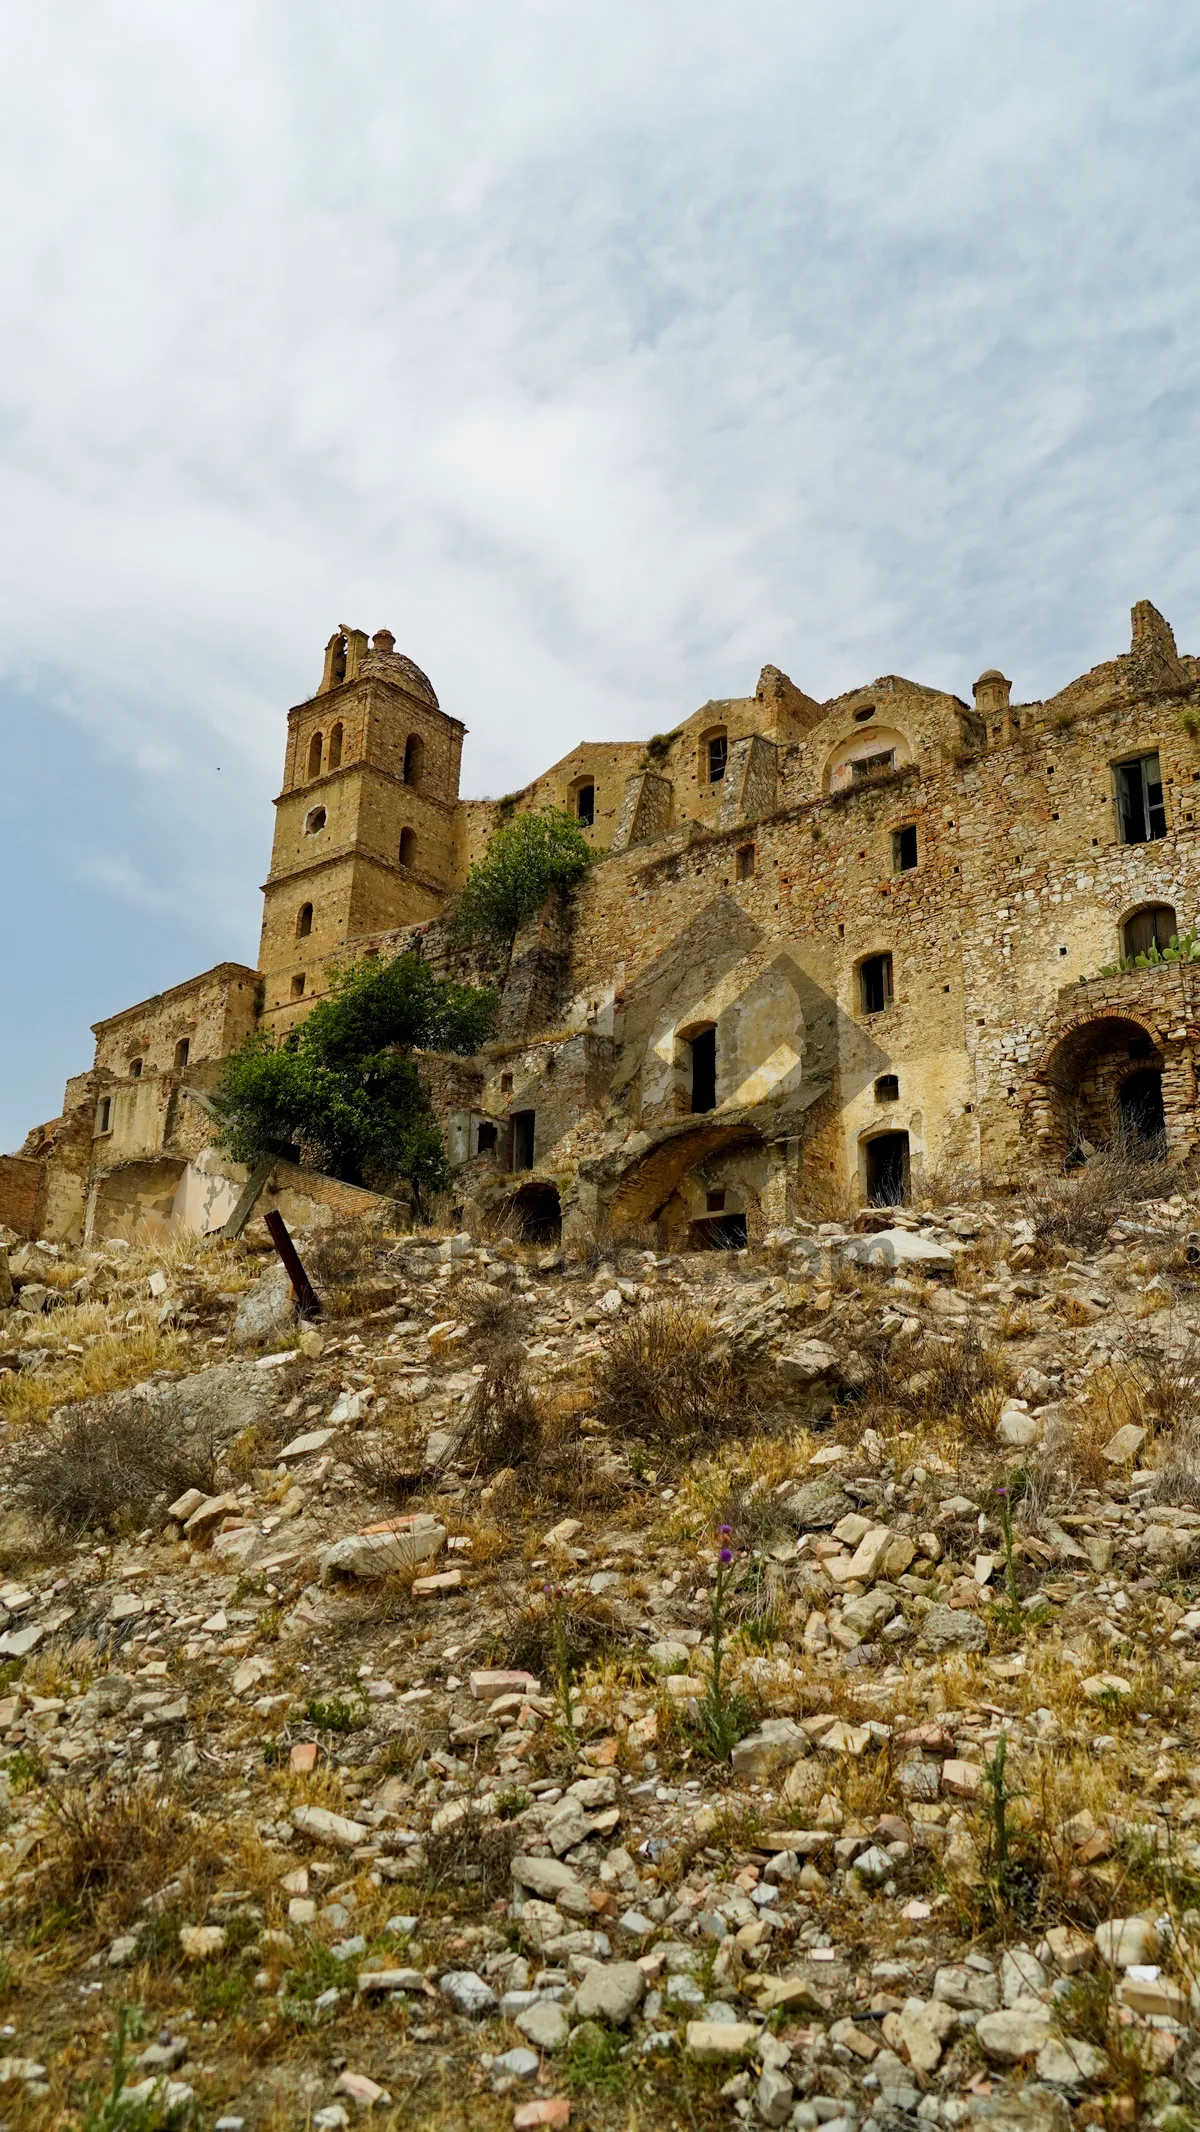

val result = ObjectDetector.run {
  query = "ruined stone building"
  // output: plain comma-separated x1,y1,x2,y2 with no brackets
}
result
7,601,1200,1249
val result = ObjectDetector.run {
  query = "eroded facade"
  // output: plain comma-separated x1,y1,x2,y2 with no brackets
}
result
13,603,1200,1246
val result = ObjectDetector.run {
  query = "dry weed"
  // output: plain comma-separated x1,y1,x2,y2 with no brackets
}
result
40,1782,204,1934
1020,1135,1179,1258
0,1324,188,1430
11,1393,218,1535
592,1301,764,1459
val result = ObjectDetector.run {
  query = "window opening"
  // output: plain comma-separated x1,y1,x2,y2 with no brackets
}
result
853,704,876,723
866,1130,910,1205
576,783,595,826
690,1026,717,1113
129,1057,143,1079
304,806,326,834
706,1188,726,1212
330,635,347,687
852,749,896,781
874,1074,899,1103
174,1038,190,1072
500,1072,514,1095
859,953,894,1014
307,732,323,779
291,973,305,999
477,1122,498,1155
296,903,313,939
893,825,918,872
1116,753,1166,844
1122,904,1177,959
735,843,755,880
327,722,343,771
510,1109,536,1171
399,827,417,868
707,733,728,784
403,733,424,787
97,1097,112,1134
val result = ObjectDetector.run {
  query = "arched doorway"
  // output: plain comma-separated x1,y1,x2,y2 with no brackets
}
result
864,1130,909,1205
509,1181,561,1243
1037,1014,1167,1165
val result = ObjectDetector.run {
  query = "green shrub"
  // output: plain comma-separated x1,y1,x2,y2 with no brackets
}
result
213,950,496,1206
450,807,593,950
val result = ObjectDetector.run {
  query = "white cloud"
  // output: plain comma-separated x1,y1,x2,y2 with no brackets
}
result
2,0,1200,1134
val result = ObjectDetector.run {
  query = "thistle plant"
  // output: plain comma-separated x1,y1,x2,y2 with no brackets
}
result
545,1584,576,1749
700,1528,752,1760
994,1481,1023,1634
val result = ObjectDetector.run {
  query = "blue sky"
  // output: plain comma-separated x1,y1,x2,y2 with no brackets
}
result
2,0,1200,1145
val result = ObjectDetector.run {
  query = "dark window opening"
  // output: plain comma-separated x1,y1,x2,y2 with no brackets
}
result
305,806,326,834
853,704,876,723
706,1188,726,1212
1122,903,1177,959
291,973,305,999
866,1130,910,1205
1116,753,1167,844
476,1122,498,1154
874,1074,899,1103
707,733,728,784
399,827,417,868
852,749,895,781
1118,1068,1167,1154
327,721,343,771
129,1057,143,1079
403,732,424,787
97,1097,112,1134
307,731,323,779
859,953,894,1014
576,783,595,826
297,903,313,938
711,1213,747,1250
174,1038,190,1072
500,1071,514,1095
690,1026,717,1113
510,1109,536,1171
736,843,755,880
330,636,347,687
893,824,918,872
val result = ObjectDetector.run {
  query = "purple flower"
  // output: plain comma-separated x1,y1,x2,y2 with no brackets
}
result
543,1583,553,1596
719,1547,734,1565
719,1524,732,1537
996,1486,1008,1498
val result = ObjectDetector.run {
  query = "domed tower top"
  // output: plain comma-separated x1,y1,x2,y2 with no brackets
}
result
317,625,440,709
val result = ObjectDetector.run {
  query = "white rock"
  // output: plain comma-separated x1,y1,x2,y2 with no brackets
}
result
439,1970,497,2017
976,2006,1053,2061
292,1805,368,1850
574,1961,646,2025
1001,1949,1048,2006
1093,1917,1159,1967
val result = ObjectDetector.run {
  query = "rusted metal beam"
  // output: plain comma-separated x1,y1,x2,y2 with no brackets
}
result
264,1209,323,1320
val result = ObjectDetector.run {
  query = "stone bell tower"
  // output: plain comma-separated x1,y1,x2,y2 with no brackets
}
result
257,627,465,1029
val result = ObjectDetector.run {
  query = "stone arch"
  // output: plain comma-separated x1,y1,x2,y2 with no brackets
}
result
306,731,323,779
1030,1011,1178,1165
824,724,911,796
605,1120,764,1242
327,721,344,771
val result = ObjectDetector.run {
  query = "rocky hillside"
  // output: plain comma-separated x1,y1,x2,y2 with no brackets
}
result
1,1181,1200,2132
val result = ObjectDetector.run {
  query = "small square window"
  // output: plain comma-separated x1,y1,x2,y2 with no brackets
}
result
859,953,894,1015
706,1188,727,1212
892,825,918,872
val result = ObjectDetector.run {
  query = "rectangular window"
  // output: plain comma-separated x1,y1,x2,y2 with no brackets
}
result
510,1110,536,1171
1116,753,1167,844
736,843,755,880
291,973,305,999
852,749,895,781
96,1097,112,1135
860,953,894,1015
576,784,595,826
690,1027,717,1112
892,824,918,872
707,734,728,783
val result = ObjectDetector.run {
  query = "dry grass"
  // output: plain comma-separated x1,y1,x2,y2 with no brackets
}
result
592,1301,764,1459
503,1587,626,1678
340,1419,429,1503
453,1344,542,1471
0,1322,189,1429
847,1327,1009,1443
303,1216,392,1317
456,1279,532,1351
1020,1137,1179,1258
10,1390,218,1534
39,1781,208,1935
424,1804,521,1901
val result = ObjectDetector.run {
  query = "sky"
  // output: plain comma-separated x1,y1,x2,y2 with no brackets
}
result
2,0,1200,1146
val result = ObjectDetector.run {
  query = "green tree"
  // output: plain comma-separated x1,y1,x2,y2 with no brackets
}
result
450,807,594,950
213,952,496,1214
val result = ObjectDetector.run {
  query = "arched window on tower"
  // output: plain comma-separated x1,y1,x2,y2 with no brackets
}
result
297,903,313,939
307,731,323,779
403,733,424,787
1122,903,1177,961
328,722,343,770
399,828,417,869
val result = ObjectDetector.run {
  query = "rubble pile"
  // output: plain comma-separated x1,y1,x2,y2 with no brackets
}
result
1,1192,1200,2130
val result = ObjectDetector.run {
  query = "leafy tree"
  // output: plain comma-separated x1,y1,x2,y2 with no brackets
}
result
213,952,496,1213
451,807,594,950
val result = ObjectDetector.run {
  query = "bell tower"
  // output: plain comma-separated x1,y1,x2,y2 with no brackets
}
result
257,627,465,1029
